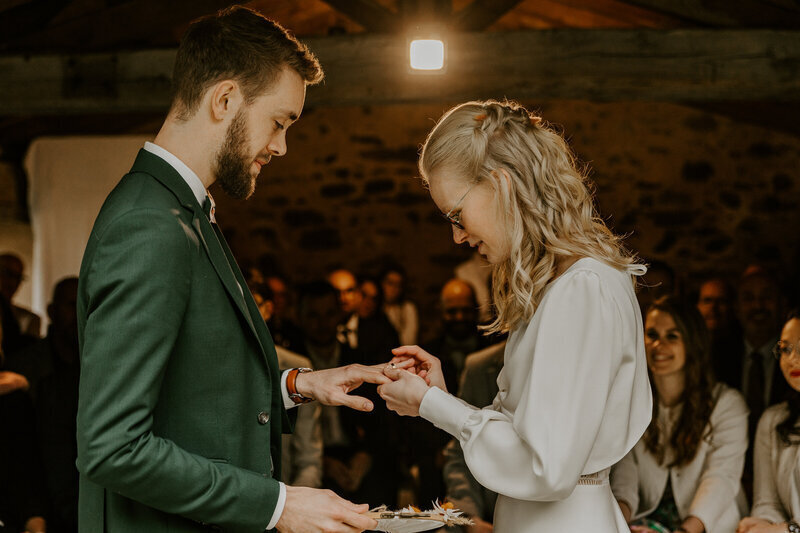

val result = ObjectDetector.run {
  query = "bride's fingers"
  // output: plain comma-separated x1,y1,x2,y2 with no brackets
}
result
391,345,433,359
391,359,416,370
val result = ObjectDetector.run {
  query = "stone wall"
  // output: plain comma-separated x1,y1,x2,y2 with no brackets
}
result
3,101,798,339
210,100,800,338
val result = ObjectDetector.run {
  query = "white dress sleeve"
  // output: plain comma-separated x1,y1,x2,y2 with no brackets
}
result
420,269,637,501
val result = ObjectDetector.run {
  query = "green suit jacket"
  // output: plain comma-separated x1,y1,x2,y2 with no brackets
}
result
76,149,291,532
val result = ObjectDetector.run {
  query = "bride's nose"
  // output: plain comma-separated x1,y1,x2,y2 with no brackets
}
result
452,225,468,244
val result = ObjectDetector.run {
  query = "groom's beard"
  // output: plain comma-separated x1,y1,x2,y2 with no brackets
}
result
215,109,256,200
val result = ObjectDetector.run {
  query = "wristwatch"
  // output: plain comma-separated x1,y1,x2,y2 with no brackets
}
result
287,367,314,404
787,520,800,533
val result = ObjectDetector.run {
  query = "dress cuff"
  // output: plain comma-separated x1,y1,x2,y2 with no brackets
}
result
266,481,287,530
419,386,476,438
281,370,298,410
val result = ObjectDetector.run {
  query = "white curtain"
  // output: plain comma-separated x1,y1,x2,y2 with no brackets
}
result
24,135,151,322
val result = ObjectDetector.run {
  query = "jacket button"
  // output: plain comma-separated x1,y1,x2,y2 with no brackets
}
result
258,411,270,425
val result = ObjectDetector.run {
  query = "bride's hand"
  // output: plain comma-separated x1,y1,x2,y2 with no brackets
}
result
377,368,430,417
388,346,447,392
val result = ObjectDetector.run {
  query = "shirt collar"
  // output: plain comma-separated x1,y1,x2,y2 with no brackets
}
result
143,142,208,206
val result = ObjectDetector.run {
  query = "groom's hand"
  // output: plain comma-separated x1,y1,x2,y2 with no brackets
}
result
276,486,376,533
295,364,392,412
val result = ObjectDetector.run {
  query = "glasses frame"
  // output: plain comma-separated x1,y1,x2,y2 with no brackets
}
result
442,183,477,230
773,340,800,361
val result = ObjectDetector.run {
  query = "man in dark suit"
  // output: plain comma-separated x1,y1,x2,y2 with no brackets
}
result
714,266,787,427
77,8,386,532
710,266,786,499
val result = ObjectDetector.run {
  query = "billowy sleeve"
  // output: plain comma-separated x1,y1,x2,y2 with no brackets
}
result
420,269,646,501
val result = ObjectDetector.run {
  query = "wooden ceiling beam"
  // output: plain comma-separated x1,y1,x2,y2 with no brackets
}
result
0,0,72,44
452,0,525,31
1,0,239,53
0,0,33,14
2,28,799,116
319,0,400,33
618,0,800,28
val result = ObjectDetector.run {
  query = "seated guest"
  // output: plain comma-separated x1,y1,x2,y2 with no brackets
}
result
246,280,322,489
697,278,737,334
298,281,399,507
424,279,498,392
0,253,41,337
443,341,505,533
0,314,47,533
697,277,743,385
724,266,789,500
726,266,788,434
611,295,748,533
266,274,305,353
381,265,419,346
358,277,382,321
737,310,800,533
0,294,30,397
6,278,80,533
328,269,399,365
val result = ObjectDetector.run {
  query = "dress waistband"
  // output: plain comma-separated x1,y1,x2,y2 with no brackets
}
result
577,468,610,486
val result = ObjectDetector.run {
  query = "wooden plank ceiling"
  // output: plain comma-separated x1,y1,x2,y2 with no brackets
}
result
1,0,800,152
5,0,789,54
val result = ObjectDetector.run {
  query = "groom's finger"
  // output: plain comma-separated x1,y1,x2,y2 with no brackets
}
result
332,392,374,412
392,359,416,370
383,366,405,380
348,364,392,385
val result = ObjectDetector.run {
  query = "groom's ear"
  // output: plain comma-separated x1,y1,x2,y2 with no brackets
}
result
208,79,242,122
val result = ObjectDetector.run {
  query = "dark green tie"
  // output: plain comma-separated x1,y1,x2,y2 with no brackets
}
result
202,195,215,223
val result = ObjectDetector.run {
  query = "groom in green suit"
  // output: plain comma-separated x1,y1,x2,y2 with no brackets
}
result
77,7,387,532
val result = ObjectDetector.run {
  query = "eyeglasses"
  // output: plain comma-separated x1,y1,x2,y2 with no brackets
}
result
773,341,800,361
442,184,476,230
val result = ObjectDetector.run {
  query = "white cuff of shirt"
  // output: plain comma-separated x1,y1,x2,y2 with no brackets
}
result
266,481,287,530
281,369,299,410
419,386,476,438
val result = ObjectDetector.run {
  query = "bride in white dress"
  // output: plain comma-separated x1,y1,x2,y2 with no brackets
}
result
378,100,652,532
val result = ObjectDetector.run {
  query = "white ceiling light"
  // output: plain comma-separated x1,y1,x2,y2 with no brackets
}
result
409,39,445,70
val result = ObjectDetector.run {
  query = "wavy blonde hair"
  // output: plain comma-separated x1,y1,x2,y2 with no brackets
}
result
419,100,641,333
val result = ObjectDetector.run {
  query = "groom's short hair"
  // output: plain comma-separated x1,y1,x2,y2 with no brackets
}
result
171,5,323,120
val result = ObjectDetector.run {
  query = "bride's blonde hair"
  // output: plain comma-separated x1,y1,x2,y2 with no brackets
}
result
419,100,640,333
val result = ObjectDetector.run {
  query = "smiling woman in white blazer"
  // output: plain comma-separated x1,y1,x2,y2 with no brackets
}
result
738,310,800,533
612,295,749,533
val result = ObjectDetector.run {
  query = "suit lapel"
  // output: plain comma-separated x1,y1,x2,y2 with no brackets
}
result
192,216,257,331
210,221,278,363
129,149,271,363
